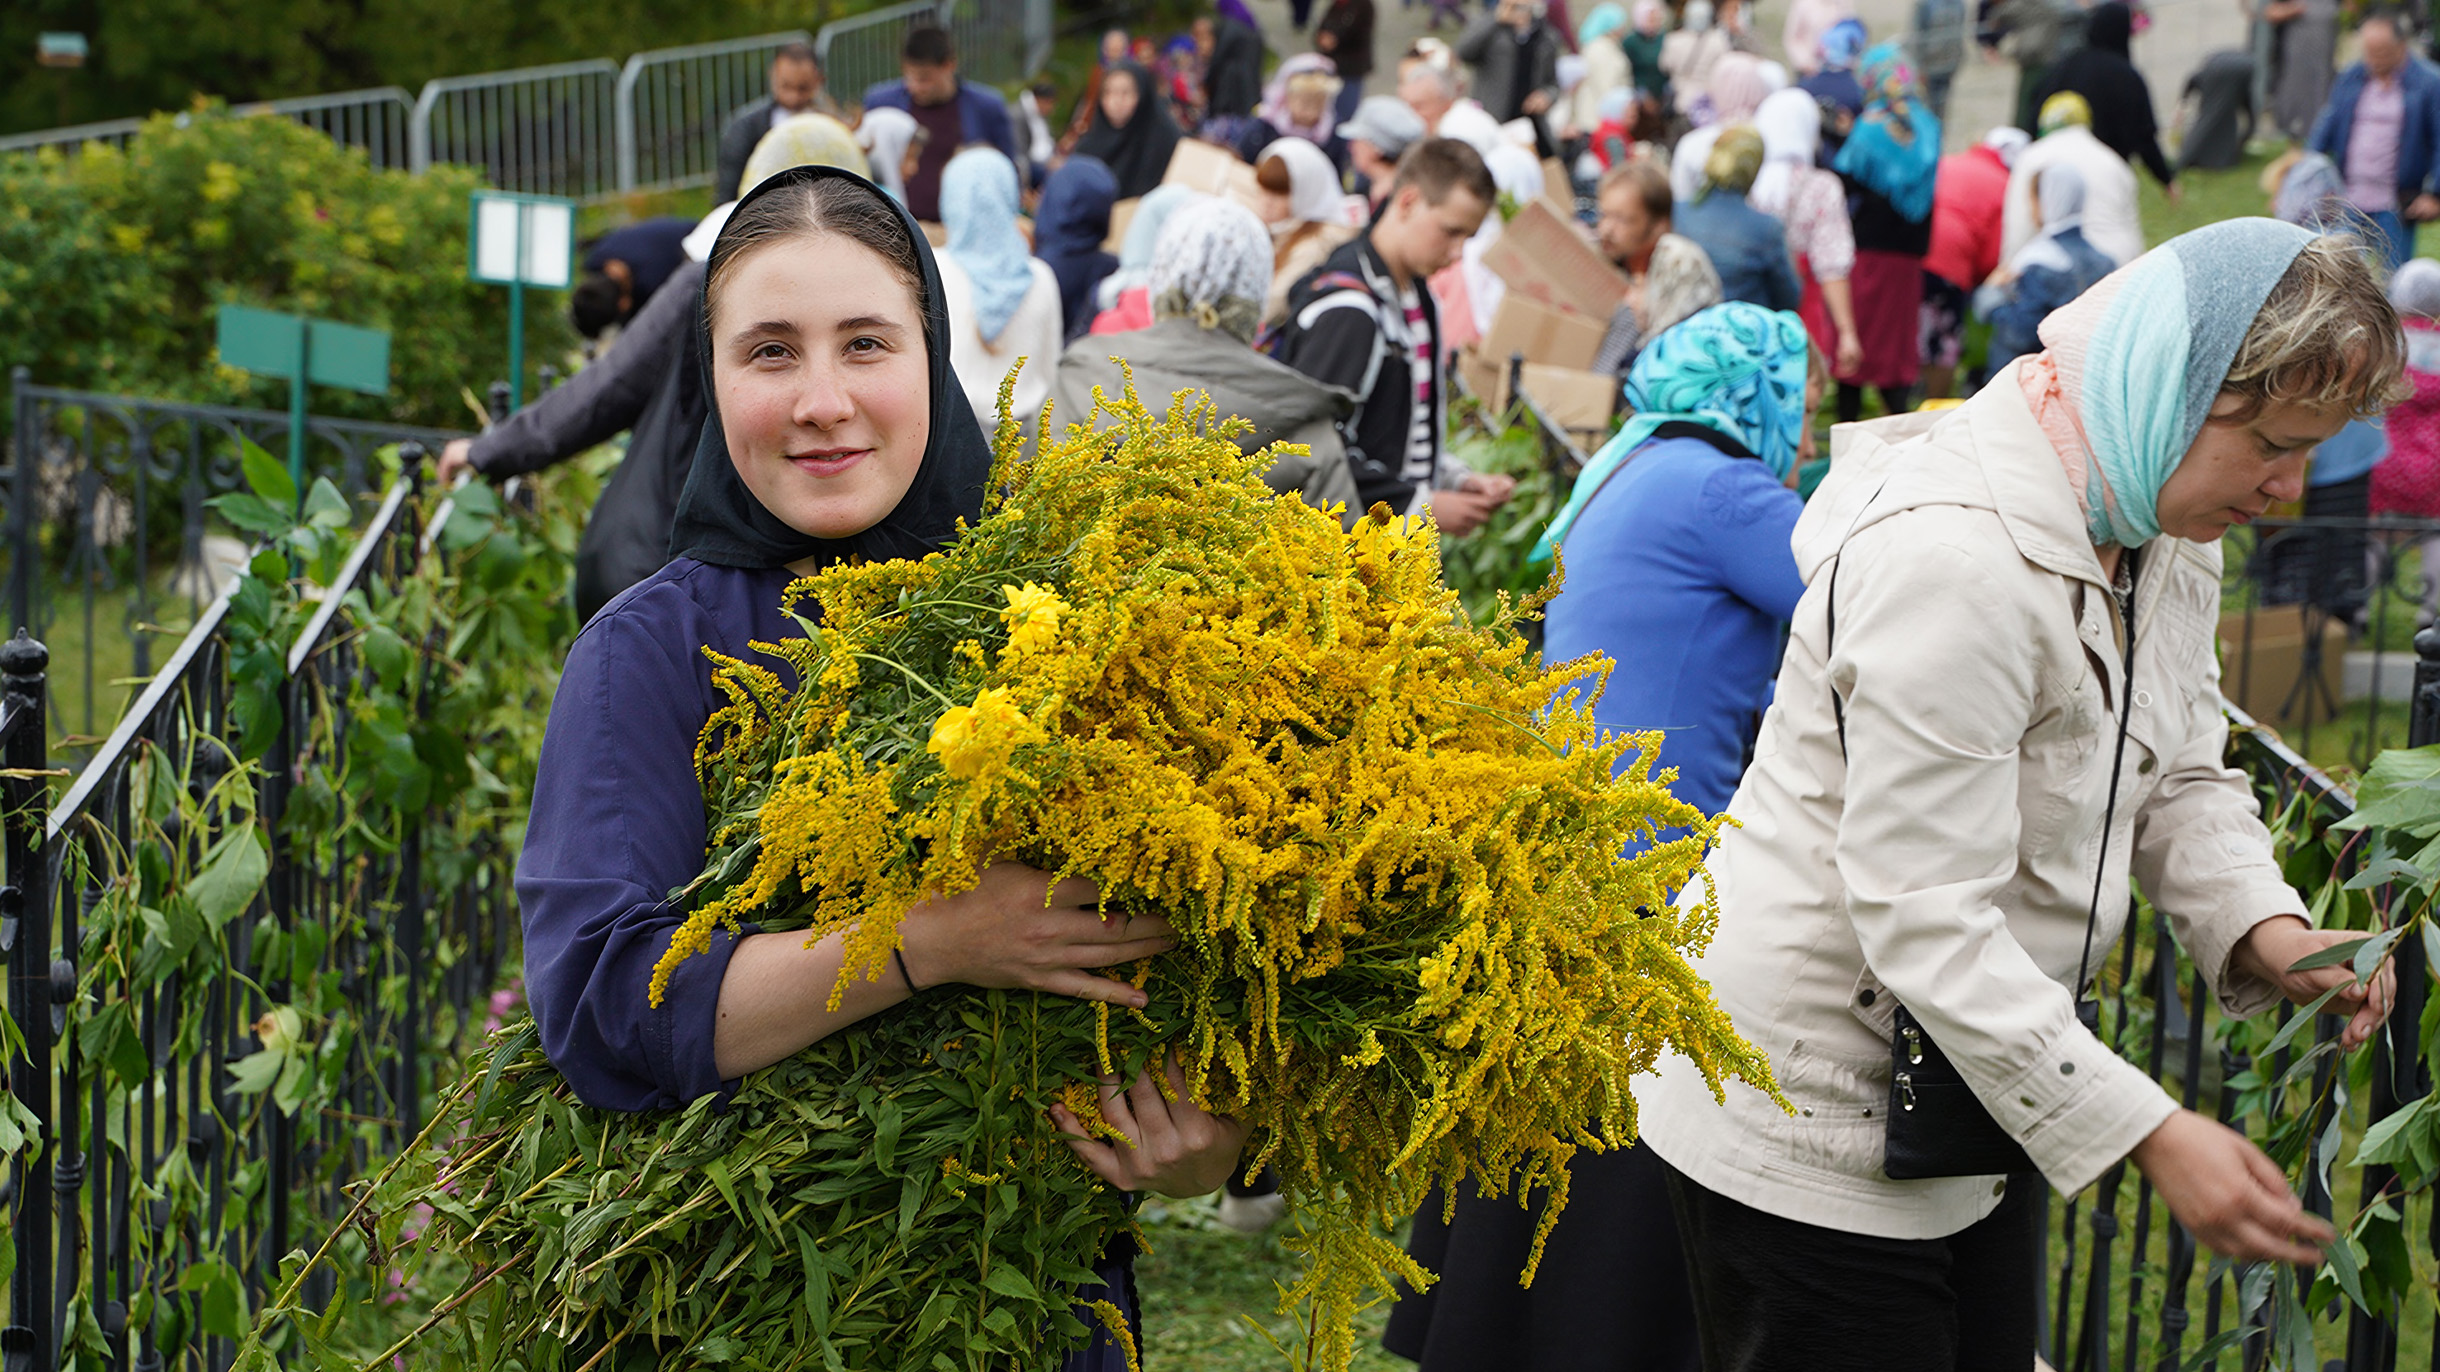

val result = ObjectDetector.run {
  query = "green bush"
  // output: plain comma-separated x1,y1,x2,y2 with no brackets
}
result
0,103,572,429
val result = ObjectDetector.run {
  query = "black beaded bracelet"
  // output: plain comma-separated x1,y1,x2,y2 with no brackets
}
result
893,948,921,995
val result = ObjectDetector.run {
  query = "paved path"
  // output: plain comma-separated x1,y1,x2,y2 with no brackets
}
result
1237,0,2274,153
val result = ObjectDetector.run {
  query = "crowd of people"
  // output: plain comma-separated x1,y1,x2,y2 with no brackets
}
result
431,5,2440,1370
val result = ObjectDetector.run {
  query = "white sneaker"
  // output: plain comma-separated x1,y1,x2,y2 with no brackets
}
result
1216,1192,1288,1233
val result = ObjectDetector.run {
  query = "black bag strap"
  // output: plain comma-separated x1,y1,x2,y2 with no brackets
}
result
1825,546,2140,1003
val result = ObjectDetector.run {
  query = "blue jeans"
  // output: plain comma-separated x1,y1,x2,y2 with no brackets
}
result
2367,208,2412,273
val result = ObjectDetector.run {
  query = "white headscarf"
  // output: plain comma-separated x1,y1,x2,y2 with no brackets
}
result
1750,88,1820,218
1261,137,1348,226
2005,162,2089,277
856,107,920,205
1437,102,1508,156
1983,126,2032,168
1150,198,1273,342
2391,258,2440,321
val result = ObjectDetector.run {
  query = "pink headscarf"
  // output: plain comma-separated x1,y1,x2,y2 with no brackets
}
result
1259,53,1342,143
1706,53,1773,125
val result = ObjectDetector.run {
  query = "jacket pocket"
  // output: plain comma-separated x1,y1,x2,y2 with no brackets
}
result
1763,1035,1892,1181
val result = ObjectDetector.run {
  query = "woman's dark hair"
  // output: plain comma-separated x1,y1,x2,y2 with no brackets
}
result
703,175,928,343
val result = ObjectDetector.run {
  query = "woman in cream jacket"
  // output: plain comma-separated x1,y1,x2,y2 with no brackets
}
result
1637,220,2403,1371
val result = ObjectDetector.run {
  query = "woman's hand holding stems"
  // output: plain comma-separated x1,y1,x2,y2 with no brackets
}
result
711,862,1246,1196
2129,914,2396,1267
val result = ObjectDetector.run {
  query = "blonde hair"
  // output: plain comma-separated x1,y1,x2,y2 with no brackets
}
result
2221,233,2411,421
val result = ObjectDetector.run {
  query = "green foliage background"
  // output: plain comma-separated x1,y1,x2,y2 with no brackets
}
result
0,105,574,428
1,0,854,136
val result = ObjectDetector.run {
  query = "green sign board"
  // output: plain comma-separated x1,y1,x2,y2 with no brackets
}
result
215,305,391,395
214,304,393,502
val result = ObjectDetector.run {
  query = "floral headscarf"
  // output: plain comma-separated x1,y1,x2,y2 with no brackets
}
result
1538,301,1810,558
1832,39,1940,222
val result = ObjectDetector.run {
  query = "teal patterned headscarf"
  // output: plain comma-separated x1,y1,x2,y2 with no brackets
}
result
1535,302,1810,561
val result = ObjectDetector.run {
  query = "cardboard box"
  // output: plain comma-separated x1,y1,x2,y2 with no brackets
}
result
1478,199,1628,320
1460,348,1618,441
1480,292,1608,372
1540,156,1577,221
1519,365,1619,440
1163,138,1262,208
1104,196,1139,253
2219,606,2347,729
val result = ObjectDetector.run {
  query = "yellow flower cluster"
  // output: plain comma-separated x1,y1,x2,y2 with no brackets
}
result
653,375,1781,1370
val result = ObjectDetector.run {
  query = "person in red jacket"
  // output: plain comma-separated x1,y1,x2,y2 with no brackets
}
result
1919,126,2028,399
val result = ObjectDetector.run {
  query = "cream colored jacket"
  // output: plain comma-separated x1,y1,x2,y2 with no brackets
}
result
1638,366,2303,1239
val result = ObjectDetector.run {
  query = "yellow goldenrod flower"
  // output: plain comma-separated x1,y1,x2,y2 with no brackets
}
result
999,581,1067,656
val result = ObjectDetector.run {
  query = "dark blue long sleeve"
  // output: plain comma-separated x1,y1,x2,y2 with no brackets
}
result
517,558,799,1112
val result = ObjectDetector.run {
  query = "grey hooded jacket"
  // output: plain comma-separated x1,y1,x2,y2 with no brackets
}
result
1052,317,1364,525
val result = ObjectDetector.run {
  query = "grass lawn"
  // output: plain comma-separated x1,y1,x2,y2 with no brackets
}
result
1134,1195,1411,1372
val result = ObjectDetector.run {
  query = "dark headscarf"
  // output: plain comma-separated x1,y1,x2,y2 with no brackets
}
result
669,163,992,570
2083,1,2132,56
1034,157,1123,342
2032,1,2174,185
1076,61,1184,198
1206,17,1266,119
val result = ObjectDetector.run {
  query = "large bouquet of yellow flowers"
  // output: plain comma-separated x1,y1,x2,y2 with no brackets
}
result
367,381,1776,1371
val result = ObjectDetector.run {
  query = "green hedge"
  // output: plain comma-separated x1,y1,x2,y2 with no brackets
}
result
0,104,574,430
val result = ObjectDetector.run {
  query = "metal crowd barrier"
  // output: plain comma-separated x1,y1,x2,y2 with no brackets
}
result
408,59,622,200
614,31,812,195
6,1,1050,197
255,87,414,169
816,0,958,109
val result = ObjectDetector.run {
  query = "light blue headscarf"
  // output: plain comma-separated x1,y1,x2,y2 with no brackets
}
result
939,148,1035,345
1535,302,1810,561
1580,3,1631,44
1098,184,1204,311
2036,218,2318,547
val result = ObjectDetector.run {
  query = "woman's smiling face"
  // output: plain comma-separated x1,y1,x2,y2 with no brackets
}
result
709,231,932,542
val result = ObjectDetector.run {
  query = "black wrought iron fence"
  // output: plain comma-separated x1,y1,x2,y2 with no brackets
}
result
2033,671,2437,1372
2,369,466,749
2217,515,2440,775
0,458,518,1371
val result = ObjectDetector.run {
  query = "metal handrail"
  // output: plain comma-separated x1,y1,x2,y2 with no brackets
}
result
0,116,144,155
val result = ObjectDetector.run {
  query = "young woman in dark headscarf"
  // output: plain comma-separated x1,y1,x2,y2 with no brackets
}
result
1074,60,1185,199
518,164,1246,1370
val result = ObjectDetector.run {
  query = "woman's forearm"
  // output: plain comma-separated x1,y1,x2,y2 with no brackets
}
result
1822,274,1859,340
713,927,913,1079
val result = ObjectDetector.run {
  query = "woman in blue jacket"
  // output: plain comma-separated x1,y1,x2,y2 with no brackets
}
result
1384,301,1818,1372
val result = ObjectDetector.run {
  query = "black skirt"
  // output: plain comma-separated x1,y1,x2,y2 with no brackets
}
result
1383,1144,1699,1372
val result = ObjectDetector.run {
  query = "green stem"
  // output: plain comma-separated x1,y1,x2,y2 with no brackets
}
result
852,653,960,711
